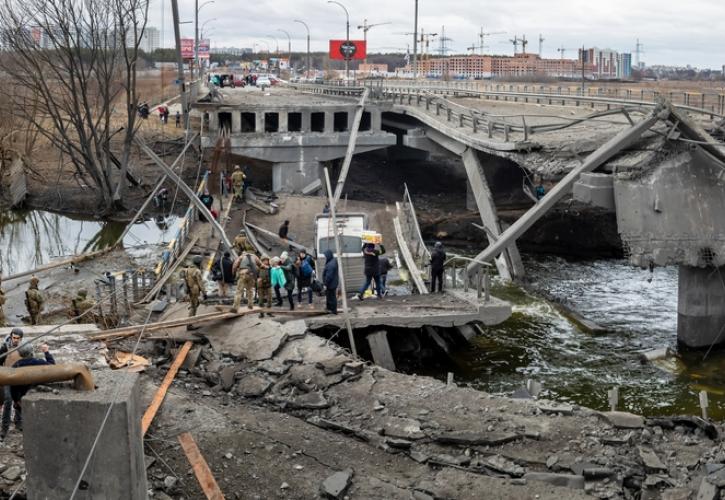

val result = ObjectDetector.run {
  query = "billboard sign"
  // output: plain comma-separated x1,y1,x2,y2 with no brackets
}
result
329,40,366,61
181,38,194,59
198,38,210,59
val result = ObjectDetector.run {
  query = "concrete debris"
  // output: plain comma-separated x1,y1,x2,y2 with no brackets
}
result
316,355,350,375
320,469,353,499
661,487,695,500
280,320,308,340
600,411,645,429
704,466,725,488
382,417,425,440
218,365,239,391
1,466,22,482
256,359,291,375
545,455,558,469
697,478,720,500
430,453,471,467
483,455,526,477
384,437,413,449
409,451,430,464
644,474,673,488
600,432,635,445
286,391,330,410
523,472,585,490
235,375,273,398
204,316,288,361
306,416,370,441
435,430,521,447
162,476,177,490
639,446,668,472
537,403,574,415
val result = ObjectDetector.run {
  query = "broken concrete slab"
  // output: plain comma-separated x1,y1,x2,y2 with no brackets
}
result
698,477,720,500
430,454,471,467
204,316,288,361
639,447,667,472
483,455,526,477
316,355,351,375
600,432,635,446
256,359,291,375
435,430,521,447
599,411,645,429
320,469,353,499
382,417,425,440
661,488,694,500
235,375,273,398
182,346,202,370
274,336,341,365
286,391,330,410
523,472,585,490
219,365,240,392
537,403,574,415
280,319,308,340
306,417,370,442
288,363,337,390
384,438,413,450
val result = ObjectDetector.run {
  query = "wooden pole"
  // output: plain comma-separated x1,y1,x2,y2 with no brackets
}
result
178,432,225,500
323,167,357,358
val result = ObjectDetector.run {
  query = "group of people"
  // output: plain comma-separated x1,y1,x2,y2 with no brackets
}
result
0,328,56,441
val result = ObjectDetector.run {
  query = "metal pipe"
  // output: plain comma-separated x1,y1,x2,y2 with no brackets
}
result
0,364,95,391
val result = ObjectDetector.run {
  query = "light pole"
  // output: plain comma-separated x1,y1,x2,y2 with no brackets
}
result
327,0,350,80
413,0,418,79
357,19,391,65
294,19,311,79
194,0,214,80
268,35,280,55
277,29,291,63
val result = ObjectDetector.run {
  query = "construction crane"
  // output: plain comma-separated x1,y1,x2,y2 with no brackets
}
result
538,34,545,56
357,19,392,64
475,28,505,56
509,35,520,54
520,34,528,54
557,45,578,60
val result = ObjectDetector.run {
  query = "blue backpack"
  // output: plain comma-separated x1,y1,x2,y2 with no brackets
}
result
300,257,313,278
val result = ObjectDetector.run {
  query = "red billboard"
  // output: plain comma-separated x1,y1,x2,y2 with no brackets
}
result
181,38,194,59
329,40,366,61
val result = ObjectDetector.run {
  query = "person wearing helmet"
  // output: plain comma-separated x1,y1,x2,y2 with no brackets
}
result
233,229,254,254
183,256,206,324
0,328,24,440
231,251,261,312
230,165,246,202
0,276,6,327
71,288,96,323
25,276,44,325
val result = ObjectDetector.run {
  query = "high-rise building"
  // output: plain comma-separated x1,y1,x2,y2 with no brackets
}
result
140,26,160,53
618,53,632,79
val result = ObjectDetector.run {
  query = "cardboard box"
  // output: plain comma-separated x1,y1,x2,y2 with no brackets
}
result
361,231,382,244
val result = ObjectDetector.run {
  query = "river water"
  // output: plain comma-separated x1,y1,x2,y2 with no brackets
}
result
453,255,725,419
0,210,177,275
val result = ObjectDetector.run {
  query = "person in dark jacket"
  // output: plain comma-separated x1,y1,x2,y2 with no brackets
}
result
279,251,296,310
322,250,338,314
0,328,23,440
212,251,235,298
10,342,55,432
278,220,290,241
356,243,385,300
430,241,446,293
295,249,316,307
378,255,393,296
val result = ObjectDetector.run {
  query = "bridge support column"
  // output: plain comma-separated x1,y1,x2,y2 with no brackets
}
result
461,147,524,281
678,265,725,349
273,160,323,194
231,112,241,133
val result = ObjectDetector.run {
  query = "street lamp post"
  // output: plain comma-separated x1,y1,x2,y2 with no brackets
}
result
413,0,418,79
277,29,292,71
194,0,215,80
327,0,350,80
294,19,311,79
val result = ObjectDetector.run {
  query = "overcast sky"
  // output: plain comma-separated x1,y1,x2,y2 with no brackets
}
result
149,0,725,69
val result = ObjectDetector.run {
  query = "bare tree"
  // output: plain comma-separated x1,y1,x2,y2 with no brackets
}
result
0,0,149,212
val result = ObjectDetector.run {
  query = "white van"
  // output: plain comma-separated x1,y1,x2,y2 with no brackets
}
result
314,213,367,291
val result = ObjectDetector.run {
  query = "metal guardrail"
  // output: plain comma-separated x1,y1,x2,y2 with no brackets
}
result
154,170,210,277
443,255,491,302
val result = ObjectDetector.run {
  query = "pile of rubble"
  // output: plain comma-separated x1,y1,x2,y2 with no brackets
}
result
136,314,725,499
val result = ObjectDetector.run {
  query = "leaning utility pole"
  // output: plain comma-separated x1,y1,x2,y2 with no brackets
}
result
171,0,189,128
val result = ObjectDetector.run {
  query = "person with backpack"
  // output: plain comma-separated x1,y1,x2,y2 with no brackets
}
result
279,251,296,310
232,252,261,311
211,251,235,298
257,256,273,316
296,249,316,308
378,255,394,296
322,250,338,315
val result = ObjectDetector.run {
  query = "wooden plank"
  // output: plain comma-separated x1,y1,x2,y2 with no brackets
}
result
140,236,200,303
178,432,225,500
142,340,192,435
392,214,428,294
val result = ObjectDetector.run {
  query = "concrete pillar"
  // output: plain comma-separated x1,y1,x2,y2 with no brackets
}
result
461,147,525,281
324,111,334,134
231,111,242,133
301,111,311,133
24,371,146,499
371,110,382,131
278,111,288,133
678,265,725,348
256,112,265,133
208,111,219,131
367,330,396,371
273,160,323,194
466,180,476,211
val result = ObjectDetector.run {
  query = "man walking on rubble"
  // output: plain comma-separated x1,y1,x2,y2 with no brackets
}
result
231,165,246,202
25,276,44,325
183,256,206,328
232,251,261,312
322,250,339,315
0,328,24,440
430,241,446,293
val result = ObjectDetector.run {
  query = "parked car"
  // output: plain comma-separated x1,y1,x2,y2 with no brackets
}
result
233,76,246,87
256,75,272,89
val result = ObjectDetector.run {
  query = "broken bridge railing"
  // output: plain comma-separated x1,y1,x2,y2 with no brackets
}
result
443,255,492,303
393,185,430,294
153,170,210,279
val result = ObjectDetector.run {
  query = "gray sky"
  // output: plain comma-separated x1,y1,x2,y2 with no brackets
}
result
149,0,725,69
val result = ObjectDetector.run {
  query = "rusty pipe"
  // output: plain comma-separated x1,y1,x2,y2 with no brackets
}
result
0,364,95,391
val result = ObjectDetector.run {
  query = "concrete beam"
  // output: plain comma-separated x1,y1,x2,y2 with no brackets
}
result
366,330,396,371
462,147,524,281
273,161,323,194
678,265,725,348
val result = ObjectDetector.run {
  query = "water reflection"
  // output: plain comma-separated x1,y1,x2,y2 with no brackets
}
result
454,256,725,418
0,210,176,275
